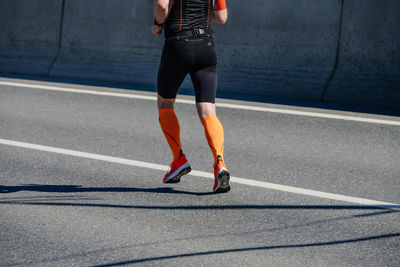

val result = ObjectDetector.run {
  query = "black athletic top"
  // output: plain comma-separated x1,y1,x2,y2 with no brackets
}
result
164,0,226,39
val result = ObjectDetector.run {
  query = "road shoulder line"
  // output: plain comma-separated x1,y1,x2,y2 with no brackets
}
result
1,138,398,209
1,80,399,126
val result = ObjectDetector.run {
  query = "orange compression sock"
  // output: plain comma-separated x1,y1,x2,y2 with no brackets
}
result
202,115,225,166
159,109,182,161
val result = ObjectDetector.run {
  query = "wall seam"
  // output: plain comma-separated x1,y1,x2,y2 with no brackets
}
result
320,0,344,101
47,0,66,76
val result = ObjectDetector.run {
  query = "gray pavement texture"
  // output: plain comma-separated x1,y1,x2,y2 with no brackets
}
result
1,80,400,266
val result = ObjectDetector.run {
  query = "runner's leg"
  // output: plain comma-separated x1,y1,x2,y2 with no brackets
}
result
198,103,225,166
157,39,193,182
198,102,230,193
190,38,230,192
190,52,224,166
158,95,182,161
157,40,191,161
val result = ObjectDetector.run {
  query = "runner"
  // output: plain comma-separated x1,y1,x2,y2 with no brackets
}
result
151,0,230,193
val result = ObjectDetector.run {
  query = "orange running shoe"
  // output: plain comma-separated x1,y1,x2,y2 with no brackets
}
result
163,153,191,183
213,156,230,193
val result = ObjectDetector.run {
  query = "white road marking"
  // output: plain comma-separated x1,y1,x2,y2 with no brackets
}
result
0,81,158,101
1,138,399,209
1,80,399,126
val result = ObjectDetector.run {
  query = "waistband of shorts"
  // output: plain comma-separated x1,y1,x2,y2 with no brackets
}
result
166,28,213,41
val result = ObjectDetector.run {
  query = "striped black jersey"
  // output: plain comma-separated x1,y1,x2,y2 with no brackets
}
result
164,0,226,38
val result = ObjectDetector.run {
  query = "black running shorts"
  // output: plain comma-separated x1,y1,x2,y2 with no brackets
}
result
157,37,218,103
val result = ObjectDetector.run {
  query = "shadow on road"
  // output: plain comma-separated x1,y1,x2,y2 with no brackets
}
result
2,185,399,266
91,232,400,266
0,184,213,196
1,201,399,211
2,196,397,266
1,184,399,210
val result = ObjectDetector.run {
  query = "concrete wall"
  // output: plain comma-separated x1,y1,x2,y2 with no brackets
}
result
214,0,341,101
325,0,400,107
50,0,161,85
0,0,63,75
1,0,399,108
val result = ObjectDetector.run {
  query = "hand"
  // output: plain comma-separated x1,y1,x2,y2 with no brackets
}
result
151,25,163,36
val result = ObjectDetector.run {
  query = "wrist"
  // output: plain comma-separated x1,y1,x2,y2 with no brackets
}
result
154,18,165,27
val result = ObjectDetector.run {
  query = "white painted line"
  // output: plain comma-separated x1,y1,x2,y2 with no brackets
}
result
215,103,400,126
1,138,399,209
1,80,399,126
0,81,158,101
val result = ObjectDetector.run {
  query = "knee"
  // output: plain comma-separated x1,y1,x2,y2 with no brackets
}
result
199,111,212,122
158,101,174,110
197,103,216,122
157,95,175,110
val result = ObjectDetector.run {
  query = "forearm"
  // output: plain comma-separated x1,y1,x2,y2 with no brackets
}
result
212,9,228,24
154,0,169,24
212,0,227,24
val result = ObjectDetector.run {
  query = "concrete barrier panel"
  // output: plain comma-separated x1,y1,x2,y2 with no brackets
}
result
325,0,400,108
3,0,398,108
50,0,341,102
214,0,341,101
0,0,63,75
50,0,162,86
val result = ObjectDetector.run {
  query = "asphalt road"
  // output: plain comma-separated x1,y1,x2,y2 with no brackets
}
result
1,78,399,266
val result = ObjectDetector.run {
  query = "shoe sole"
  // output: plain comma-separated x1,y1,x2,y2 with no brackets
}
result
214,169,231,193
164,166,192,183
